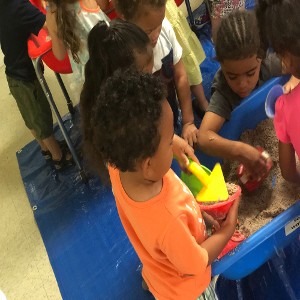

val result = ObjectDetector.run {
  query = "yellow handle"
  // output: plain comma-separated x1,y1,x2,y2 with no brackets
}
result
188,162,210,187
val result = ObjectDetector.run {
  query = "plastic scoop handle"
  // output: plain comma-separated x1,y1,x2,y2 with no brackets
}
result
187,161,210,187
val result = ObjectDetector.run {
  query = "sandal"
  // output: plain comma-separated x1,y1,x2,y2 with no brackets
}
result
41,150,52,161
41,140,68,162
52,148,74,171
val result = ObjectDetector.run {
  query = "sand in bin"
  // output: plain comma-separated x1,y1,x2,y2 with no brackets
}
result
224,118,300,236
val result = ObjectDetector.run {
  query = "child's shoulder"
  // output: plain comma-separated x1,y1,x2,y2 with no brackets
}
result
163,170,199,216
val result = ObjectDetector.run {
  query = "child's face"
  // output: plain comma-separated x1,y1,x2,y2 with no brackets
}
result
280,52,300,79
221,55,262,98
134,44,154,74
148,100,174,181
132,5,165,48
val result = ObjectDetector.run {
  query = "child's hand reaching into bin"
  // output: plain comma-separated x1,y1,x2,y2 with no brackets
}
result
172,134,199,173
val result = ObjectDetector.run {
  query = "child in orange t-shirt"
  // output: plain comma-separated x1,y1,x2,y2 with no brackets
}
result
83,69,240,300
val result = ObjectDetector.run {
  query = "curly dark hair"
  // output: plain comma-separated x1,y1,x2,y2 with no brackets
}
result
256,0,300,56
215,10,264,62
113,0,166,21
85,69,166,173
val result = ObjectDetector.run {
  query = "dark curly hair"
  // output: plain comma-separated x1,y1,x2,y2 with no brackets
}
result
215,10,264,62
113,0,166,21
256,0,300,56
85,69,166,173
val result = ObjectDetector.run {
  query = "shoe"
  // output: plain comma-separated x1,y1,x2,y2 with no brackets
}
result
41,150,52,161
41,139,68,162
52,147,74,171
217,230,246,259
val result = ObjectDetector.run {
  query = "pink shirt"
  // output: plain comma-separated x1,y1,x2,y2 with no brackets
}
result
274,84,300,158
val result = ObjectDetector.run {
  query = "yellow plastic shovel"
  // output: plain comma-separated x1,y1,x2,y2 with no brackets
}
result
187,161,229,202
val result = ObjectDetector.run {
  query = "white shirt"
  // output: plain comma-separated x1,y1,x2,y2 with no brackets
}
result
153,18,183,73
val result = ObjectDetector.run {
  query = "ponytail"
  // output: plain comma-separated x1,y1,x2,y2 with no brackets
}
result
80,19,151,176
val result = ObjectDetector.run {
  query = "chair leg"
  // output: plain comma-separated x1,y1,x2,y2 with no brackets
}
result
54,73,75,115
32,57,85,176
184,0,198,33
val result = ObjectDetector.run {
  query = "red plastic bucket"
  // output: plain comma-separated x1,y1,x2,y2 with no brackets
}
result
181,166,241,220
198,185,241,220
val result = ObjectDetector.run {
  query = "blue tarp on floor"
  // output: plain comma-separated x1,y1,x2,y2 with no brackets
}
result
16,1,270,298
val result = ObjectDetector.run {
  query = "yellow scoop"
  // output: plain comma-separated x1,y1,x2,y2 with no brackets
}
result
187,161,229,202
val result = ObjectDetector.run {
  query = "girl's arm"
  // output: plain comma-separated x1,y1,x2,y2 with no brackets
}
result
172,134,199,173
95,0,110,11
173,59,197,147
279,141,300,183
45,3,67,60
198,112,269,180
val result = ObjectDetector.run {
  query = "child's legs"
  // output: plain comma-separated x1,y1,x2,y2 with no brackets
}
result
196,281,218,300
6,76,62,159
210,16,221,43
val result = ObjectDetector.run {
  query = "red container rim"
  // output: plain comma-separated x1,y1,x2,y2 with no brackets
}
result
198,185,241,210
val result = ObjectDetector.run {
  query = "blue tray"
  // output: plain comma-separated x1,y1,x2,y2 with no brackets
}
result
215,237,300,300
212,201,300,280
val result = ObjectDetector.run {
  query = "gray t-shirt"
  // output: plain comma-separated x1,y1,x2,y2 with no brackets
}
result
207,54,282,120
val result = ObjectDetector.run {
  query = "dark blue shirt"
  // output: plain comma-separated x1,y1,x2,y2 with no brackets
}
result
0,0,45,81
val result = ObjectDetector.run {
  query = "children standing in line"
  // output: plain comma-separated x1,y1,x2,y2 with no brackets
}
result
0,0,73,171
256,0,300,183
166,0,209,114
46,0,110,102
81,19,199,175
82,69,240,300
198,10,279,180
113,0,198,147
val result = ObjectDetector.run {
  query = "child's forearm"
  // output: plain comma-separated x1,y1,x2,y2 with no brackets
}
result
201,225,235,265
173,61,194,125
198,127,246,160
278,141,300,183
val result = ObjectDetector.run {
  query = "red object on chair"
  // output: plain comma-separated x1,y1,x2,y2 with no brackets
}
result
28,0,72,74
27,28,72,74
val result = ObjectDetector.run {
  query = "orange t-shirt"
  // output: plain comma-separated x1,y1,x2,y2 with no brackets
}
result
108,166,211,300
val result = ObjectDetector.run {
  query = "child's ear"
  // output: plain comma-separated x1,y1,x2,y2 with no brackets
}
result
140,157,154,179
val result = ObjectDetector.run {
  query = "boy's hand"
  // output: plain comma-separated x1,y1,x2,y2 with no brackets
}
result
173,134,199,173
240,144,271,181
202,211,220,231
182,123,198,147
220,196,240,234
